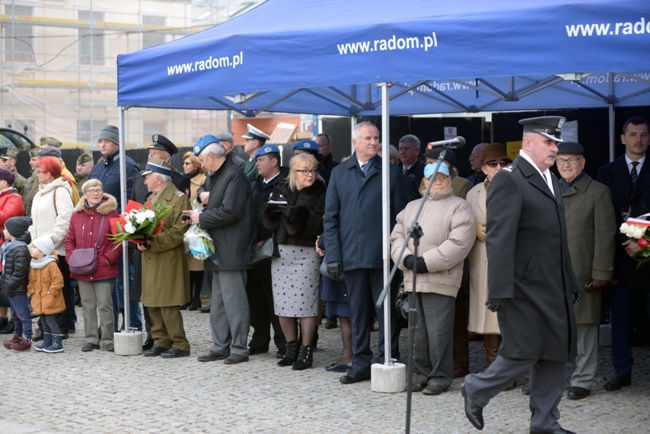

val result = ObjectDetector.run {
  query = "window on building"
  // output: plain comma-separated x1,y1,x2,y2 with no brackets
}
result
142,15,166,49
143,121,166,146
78,119,108,144
78,10,105,65
3,5,34,63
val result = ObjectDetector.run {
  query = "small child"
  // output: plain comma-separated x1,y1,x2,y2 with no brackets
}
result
28,235,65,353
1,216,33,351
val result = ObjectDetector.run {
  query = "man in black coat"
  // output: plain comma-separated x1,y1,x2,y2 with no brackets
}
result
596,115,650,391
187,136,252,365
314,133,339,184
324,121,406,384
246,145,287,357
398,134,426,185
462,116,579,434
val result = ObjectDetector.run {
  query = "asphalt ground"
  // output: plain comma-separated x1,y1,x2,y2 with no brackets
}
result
0,306,648,433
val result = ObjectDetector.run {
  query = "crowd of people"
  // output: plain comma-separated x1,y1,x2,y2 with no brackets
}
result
0,115,648,432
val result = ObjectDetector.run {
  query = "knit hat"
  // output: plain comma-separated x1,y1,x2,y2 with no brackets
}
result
32,235,55,256
98,125,120,145
5,216,32,238
0,168,16,186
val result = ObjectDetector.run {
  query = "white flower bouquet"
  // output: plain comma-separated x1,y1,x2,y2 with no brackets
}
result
619,212,650,268
109,200,173,245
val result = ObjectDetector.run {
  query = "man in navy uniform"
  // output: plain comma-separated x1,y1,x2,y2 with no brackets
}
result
461,116,579,434
241,124,271,182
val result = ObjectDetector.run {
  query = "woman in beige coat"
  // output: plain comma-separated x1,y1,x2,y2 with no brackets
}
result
391,163,475,396
181,152,206,310
466,143,515,389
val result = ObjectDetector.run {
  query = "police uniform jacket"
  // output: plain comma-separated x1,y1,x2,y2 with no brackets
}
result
486,155,578,362
199,153,252,271
140,182,191,308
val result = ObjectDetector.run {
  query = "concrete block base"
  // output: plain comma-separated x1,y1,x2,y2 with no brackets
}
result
114,331,143,356
371,362,406,393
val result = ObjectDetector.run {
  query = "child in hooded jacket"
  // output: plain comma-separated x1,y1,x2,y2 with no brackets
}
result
28,235,65,353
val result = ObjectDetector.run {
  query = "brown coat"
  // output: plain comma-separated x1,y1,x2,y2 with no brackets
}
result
140,182,191,308
28,259,65,315
562,174,616,324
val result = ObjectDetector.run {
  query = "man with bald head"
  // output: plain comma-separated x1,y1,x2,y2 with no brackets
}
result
467,143,489,185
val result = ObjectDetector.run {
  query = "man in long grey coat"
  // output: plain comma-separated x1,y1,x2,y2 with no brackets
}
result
461,116,579,434
557,142,615,401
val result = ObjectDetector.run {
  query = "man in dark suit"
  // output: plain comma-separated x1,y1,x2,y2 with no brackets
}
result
596,116,650,391
461,116,579,434
398,134,425,185
324,121,406,384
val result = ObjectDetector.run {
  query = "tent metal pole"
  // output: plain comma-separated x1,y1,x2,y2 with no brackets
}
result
379,82,393,367
608,73,615,162
118,107,131,333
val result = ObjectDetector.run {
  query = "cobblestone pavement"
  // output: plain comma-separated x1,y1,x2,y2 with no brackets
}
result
1,306,648,433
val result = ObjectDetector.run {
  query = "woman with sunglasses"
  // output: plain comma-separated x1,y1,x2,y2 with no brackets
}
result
261,153,326,370
466,143,515,389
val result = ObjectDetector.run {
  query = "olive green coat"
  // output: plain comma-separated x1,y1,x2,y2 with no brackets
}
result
562,174,616,324
140,182,191,308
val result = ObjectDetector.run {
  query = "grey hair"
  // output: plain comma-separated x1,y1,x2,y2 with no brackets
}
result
352,121,379,141
399,134,420,149
81,178,103,194
151,172,171,183
200,142,227,158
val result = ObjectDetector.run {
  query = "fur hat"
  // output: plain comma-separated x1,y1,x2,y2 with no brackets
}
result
32,235,55,256
5,216,32,238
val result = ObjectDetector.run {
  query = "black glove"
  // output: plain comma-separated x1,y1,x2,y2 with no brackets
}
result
486,299,508,312
414,256,428,273
327,262,342,282
572,291,582,304
404,255,415,271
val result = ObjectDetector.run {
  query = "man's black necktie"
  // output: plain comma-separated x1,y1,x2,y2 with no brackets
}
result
631,161,639,187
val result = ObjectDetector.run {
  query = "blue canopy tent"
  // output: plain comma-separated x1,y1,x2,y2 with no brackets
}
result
115,0,650,361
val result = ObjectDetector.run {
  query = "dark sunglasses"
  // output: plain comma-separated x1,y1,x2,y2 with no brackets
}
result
484,160,511,168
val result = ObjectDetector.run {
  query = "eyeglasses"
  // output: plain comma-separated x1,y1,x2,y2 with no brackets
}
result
556,157,583,166
86,188,103,194
183,161,193,166
296,169,318,176
484,160,511,168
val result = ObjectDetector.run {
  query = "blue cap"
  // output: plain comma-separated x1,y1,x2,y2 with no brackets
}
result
141,158,174,177
254,145,281,160
292,139,319,154
193,134,220,156
424,162,450,179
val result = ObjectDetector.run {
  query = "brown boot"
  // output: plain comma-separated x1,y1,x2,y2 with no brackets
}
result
484,334,501,365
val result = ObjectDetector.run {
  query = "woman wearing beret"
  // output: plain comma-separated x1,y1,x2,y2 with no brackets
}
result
261,153,326,370
466,143,515,390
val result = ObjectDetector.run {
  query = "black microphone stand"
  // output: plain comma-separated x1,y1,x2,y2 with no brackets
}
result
375,148,452,434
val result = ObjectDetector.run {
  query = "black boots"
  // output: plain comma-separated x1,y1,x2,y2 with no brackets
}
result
292,344,314,371
277,340,299,367
0,317,14,334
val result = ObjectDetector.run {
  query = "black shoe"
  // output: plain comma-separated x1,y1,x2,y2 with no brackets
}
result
142,338,154,351
604,372,631,391
197,349,230,362
249,346,269,355
224,353,249,364
180,303,190,310
0,320,14,334
530,429,576,434
567,386,590,400
325,317,338,329
339,369,371,384
81,342,100,352
161,347,190,358
188,305,199,311
143,345,169,357
411,381,427,392
198,306,211,313
522,384,531,395
276,349,285,359
461,383,484,430
32,330,44,342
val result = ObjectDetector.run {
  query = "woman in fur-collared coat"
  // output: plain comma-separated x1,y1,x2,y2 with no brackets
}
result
261,153,326,371
65,180,121,351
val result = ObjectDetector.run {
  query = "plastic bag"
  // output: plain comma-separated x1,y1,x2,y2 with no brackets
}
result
183,224,216,260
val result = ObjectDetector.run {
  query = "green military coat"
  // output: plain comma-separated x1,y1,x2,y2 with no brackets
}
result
140,182,191,308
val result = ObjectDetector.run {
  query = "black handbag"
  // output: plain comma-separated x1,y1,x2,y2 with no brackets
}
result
249,237,276,265
68,215,105,275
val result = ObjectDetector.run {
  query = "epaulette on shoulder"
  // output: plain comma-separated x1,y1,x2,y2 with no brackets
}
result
175,190,185,197
502,161,517,173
